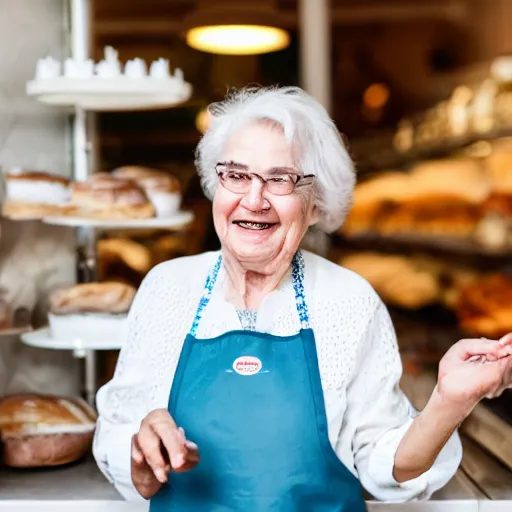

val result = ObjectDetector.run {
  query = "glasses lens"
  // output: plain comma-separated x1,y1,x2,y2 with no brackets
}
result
266,175,295,195
217,164,302,196
222,170,252,193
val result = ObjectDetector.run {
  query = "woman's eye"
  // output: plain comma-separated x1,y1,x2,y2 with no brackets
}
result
228,172,248,181
269,176,290,183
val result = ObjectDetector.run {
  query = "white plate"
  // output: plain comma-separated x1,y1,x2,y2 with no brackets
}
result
21,327,123,353
42,211,194,229
26,77,192,112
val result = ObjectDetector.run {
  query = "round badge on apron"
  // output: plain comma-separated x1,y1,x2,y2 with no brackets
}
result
232,356,262,376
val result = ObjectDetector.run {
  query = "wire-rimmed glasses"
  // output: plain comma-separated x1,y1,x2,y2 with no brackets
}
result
216,162,315,196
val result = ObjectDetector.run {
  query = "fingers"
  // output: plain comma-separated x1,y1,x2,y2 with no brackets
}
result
499,332,512,346
131,434,144,465
459,338,512,361
137,427,171,483
153,420,188,470
133,410,199,484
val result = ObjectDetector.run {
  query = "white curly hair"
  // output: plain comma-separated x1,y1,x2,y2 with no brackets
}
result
195,86,355,233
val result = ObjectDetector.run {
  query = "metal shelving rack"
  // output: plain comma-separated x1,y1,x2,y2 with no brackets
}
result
18,0,194,406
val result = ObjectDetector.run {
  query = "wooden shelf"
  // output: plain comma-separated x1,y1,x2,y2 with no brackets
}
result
351,122,512,173
333,232,512,265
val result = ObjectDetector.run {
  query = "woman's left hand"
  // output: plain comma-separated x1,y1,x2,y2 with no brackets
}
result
436,333,512,414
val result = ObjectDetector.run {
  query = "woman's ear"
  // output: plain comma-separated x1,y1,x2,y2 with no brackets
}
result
309,204,320,227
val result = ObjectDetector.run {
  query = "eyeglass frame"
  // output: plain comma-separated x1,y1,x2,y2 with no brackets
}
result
215,162,315,196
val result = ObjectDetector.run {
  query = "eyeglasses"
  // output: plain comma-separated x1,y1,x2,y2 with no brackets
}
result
216,163,315,196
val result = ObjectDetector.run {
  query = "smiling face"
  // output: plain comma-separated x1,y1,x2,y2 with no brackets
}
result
212,121,318,273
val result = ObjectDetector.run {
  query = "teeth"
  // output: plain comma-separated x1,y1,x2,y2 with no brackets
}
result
237,221,271,230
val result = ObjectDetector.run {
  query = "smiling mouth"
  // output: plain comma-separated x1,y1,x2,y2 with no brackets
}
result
233,220,277,230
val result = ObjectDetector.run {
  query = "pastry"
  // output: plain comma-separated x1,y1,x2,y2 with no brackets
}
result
340,252,441,309
342,172,410,234
98,238,153,275
48,282,136,342
0,394,97,467
485,140,512,194
69,177,155,219
376,159,489,237
49,282,136,315
112,166,182,217
455,273,512,338
2,169,72,220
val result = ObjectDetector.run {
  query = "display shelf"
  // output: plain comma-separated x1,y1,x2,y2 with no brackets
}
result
334,232,512,264
43,211,194,230
19,0,196,407
352,127,512,173
26,77,192,112
26,46,192,112
21,327,123,356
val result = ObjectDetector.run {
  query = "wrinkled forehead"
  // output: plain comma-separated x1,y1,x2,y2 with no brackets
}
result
220,119,301,171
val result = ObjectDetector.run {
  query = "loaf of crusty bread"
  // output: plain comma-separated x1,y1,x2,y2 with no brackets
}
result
49,282,136,315
112,166,182,194
69,176,155,219
0,394,97,467
2,170,73,219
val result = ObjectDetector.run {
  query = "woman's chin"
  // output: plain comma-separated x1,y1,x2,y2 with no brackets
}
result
226,227,283,264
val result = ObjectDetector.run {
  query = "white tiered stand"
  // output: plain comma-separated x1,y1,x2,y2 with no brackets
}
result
19,0,194,406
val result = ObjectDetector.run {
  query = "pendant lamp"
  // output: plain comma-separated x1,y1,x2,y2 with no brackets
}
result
182,0,290,56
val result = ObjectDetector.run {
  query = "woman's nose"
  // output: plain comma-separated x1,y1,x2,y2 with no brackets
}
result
240,179,270,211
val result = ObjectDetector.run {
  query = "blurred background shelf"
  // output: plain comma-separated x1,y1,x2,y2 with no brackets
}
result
333,232,512,265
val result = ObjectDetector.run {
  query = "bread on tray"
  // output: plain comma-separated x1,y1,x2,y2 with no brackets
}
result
48,282,136,341
2,169,72,220
69,176,155,219
0,394,97,467
112,166,182,217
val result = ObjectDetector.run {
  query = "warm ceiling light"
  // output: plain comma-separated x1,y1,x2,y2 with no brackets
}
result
182,1,290,56
187,25,289,56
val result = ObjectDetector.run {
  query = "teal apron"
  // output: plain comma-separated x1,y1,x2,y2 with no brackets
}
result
149,252,367,511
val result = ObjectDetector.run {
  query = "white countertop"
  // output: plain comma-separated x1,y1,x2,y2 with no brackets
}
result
3,500,512,511
0,456,509,511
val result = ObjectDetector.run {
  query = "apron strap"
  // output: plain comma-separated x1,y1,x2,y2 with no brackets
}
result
291,251,310,330
189,255,223,337
189,251,310,336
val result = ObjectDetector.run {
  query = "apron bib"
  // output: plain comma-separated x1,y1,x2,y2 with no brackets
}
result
149,252,367,511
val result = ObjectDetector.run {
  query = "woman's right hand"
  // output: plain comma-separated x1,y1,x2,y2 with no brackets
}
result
131,409,199,499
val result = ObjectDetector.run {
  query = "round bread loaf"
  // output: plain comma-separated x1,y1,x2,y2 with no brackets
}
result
69,176,155,219
0,394,97,467
2,170,72,219
49,281,136,315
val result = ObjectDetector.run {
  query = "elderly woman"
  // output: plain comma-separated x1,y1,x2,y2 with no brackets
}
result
93,87,512,510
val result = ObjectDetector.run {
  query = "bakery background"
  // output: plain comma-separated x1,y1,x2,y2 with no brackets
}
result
0,0,512,507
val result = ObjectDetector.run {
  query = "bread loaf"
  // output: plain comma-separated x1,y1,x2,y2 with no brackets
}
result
49,282,136,315
69,176,155,219
0,394,97,467
112,166,182,217
2,170,72,219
